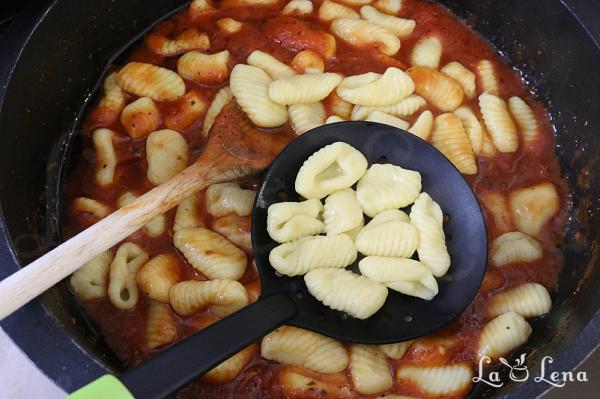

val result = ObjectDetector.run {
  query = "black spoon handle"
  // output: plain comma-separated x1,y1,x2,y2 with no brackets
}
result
120,293,298,399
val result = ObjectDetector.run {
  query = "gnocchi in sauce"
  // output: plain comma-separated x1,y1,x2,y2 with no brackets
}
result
65,0,568,397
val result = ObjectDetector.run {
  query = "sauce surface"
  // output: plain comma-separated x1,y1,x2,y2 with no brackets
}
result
65,0,569,397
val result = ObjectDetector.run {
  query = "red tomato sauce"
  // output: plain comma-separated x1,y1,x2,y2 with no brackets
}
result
64,0,569,397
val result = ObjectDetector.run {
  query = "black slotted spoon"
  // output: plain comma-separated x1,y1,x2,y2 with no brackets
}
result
71,122,488,399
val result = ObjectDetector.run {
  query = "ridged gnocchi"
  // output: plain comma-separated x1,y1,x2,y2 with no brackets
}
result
479,93,518,153
169,279,249,317
410,37,442,69
267,199,325,243
476,59,499,95
203,86,233,136
441,62,476,99
360,5,415,38
205,182,255,217
488,283,552,318
177,50,231,84
410,192,451,277
269,235,357,276
289,102,326,135
146,300,177,350
351,94,426,120
246,50,295,79
117,62,185,101
330,19,400,56
295,141,368,199
269,73,342,105
147,28,210,57
478,312,532,359
174,227,247,280
453,105,483,154
323,189,363,235
349,345,394,395
304,268,388,319
319,0,360,22
408,66,464,112
136,254,182,303
337,68,414,106
490,231,543,267
261,326,349,373
230,64,288,128
508,96,539,144
431,113,477,175
356,163,422,217
146,129,189,185
359,256,438,300
95,73,126,124
355,217,418,257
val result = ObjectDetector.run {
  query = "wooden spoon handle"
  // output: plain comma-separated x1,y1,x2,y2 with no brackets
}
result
0,152,241,320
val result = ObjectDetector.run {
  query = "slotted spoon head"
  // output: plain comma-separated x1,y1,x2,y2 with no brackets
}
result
252,121,488,344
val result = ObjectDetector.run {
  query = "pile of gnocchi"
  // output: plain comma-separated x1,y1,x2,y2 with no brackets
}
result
267,142,450,319
64,0,567,396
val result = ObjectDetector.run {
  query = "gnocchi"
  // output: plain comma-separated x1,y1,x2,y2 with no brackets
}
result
174,227,247,280
269,234,357,276
230,64,288,128
356,163,422,217
490,231,543,267
304,268,388,319
261,326,349,373
117,62,185,101
267,199,325,243
295,141,368,199
409,192,451,277
169,279,249,317
146,129,189,185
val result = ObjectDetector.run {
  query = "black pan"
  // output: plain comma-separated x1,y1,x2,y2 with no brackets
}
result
0,1,599,398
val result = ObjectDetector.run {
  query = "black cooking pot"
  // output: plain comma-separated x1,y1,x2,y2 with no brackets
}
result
0,0,599,397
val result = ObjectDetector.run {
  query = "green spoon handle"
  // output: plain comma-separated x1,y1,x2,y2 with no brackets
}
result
68,375,134,399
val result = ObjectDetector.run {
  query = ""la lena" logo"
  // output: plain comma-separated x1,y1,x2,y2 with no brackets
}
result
473,354,589,388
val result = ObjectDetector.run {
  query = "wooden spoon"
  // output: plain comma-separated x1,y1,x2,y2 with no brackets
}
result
0,102,292,320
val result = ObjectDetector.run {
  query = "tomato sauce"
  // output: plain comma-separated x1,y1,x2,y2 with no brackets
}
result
64,0,569,397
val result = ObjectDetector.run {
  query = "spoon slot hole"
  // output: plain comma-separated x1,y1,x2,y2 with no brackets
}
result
441,273,454,283
403,314,413,323
377,155,388,164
